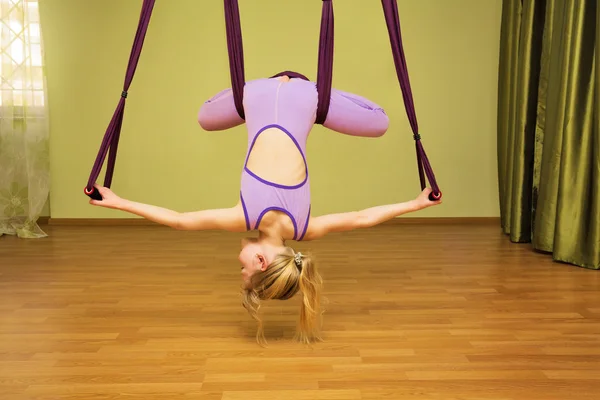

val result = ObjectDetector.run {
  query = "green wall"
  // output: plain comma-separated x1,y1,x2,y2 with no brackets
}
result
40,0,502,219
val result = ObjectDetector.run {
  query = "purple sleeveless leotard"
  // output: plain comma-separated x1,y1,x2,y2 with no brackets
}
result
198,77,389,240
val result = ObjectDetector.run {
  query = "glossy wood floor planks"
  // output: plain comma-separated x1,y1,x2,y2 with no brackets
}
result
1,222,599,399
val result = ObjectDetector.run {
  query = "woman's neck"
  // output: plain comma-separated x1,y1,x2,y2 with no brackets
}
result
258,227,285,247
257,208,299,243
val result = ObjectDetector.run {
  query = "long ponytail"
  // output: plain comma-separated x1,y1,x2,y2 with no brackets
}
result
296,253,324,344
241,248,324,346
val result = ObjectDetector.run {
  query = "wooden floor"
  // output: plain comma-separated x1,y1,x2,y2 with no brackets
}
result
1,222,600,400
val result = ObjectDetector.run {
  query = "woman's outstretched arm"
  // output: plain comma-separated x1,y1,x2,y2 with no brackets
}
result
88,185,246,232
302,188,442,240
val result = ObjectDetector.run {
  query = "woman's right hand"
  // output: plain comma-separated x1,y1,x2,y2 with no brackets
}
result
88,185,124,209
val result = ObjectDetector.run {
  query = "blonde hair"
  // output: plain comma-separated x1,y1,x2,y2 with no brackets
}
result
241,247,323,346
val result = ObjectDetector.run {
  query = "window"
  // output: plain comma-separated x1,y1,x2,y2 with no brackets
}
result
0,0,45,109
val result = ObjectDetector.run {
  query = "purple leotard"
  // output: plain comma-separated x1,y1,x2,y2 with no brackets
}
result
198,77,389,240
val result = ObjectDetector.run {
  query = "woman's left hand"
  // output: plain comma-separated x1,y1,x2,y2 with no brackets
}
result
415,188,442,209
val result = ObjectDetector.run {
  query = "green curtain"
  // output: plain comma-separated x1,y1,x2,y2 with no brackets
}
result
497,0,599,269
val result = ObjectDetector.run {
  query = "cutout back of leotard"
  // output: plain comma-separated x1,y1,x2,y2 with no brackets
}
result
239,78,317,241
245,126,307,188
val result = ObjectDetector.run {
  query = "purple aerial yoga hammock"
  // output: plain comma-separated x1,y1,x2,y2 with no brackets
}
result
85,0,441,202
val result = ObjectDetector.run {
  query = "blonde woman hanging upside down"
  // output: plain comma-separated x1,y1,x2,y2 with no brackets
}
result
90,73,442,345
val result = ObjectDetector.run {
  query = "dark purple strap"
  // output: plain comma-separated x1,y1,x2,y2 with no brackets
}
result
381,0,440,197
315,0,334,125
224,0,246,120
225,0,334,124
85,0,155,192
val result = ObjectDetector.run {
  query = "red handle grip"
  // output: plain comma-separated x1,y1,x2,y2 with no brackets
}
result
84,186,103,201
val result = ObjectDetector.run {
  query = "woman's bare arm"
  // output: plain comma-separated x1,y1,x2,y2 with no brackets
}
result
88,185,246,232
303,188,441,240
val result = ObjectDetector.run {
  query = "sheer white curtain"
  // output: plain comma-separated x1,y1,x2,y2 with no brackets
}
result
0,0,49,238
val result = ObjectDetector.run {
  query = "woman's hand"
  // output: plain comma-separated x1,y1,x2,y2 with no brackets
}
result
415,188,443,209
88,185,124,209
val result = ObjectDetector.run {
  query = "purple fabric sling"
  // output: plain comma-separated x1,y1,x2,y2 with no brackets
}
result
86,0,441,202
381,0,441,200
84,0,155,201
315,0,334,124
224,0,334,124
224,0,245,120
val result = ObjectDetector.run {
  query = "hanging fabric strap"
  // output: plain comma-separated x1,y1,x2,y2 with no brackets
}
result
224,0,246,120
225,0,333,123
84,0,156,201
381,0,441,200
315,0,334,124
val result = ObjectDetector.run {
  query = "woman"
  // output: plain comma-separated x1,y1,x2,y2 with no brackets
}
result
90,73,442,345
